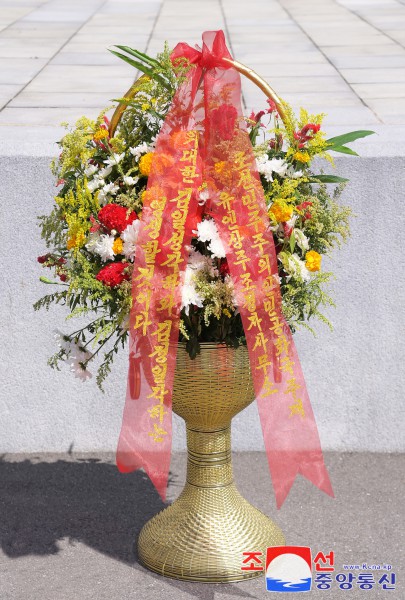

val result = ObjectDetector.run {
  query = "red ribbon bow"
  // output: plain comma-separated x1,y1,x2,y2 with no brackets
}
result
171,30,232,70
116,30,334,509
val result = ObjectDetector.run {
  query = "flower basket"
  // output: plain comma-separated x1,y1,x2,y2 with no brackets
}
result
35,30,373,582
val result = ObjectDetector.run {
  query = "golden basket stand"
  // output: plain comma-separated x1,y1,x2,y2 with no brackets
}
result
137,344,285,582
109,60,288,582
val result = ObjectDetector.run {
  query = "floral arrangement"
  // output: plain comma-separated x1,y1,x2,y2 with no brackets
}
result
35,44,373,388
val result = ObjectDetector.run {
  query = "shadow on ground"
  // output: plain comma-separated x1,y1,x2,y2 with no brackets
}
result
0,455,257,600
0,455,165,563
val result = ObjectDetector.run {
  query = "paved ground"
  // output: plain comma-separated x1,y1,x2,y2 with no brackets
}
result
0,452,403,599
1,0,405,155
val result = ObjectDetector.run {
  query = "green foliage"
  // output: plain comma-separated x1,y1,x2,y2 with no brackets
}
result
38,207,67,250
304,183,352,254
280,271,335,333
33,290,68,311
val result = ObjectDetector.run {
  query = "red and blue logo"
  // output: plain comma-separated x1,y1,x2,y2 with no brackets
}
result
266,546,312,592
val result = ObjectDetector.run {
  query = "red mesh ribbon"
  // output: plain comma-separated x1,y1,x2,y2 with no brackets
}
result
117,30,334,508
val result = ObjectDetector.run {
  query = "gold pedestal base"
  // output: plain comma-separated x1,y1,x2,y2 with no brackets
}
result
137,345,285,582
138,477,285,582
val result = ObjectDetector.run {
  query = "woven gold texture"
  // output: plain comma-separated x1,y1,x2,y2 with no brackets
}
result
137,344,285,582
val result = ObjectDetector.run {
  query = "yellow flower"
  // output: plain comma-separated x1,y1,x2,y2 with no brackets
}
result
66,237,76,250
112,237,123,255
305,250,321,272
93,128,109,141
141,103,150,111
269,200,294,223
293,150,310,163
67,232,85,250
139,152,154,176
223,308,232,318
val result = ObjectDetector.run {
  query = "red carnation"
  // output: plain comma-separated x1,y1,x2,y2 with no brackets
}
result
37,253,51,264
211,104,238,141
98,204,138,233
96,262,130,287
219,258,230,277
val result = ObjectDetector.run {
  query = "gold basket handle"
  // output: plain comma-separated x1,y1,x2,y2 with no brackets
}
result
109,58,286,138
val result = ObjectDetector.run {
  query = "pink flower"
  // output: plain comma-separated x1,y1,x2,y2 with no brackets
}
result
267,98,277,114
90,214,101,233
283,222,294,238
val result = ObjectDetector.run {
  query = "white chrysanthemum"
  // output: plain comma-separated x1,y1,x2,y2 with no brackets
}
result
180,266,204,315
196,219,226,259
98,165,113,179
208,237,226,259
104,152,125,167
87,232,115,262
85,231,101,253
121,220,141,260
86,177,103,193
98,182,119,204
269,158,289,175
255,154,267,165
103,182,119,195
284,253,310,282
84,164,98,177
294,228,309,251
286,166,304,179
198,187,210,205
256,156,288,182
129,142,149,160
187,247,217,275
180,249,217,315
123,175,139,186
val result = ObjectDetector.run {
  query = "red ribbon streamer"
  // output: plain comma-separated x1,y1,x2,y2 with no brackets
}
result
117,30,334,509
